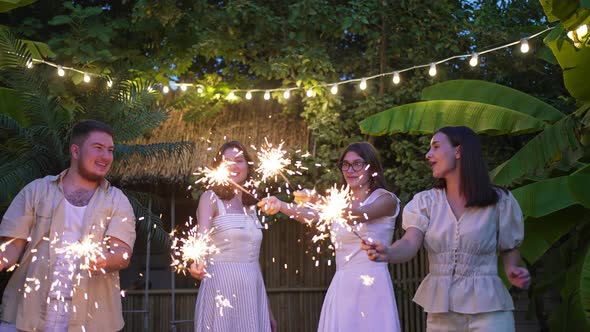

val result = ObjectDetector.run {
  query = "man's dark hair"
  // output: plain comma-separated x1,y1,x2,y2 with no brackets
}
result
70,120,114,146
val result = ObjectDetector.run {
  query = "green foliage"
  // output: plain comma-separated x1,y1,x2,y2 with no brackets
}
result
0,0,35,13
0,28,192,247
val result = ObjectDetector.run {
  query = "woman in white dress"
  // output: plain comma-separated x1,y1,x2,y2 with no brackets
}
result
189,141,277,332
363,126,531,332
258,142,402,332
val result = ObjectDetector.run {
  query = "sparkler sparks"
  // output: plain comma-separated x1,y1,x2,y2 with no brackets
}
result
170,220,219,275
305,185,364,242
255,139,292,184
214,294,233,316
360,275,375,286
55,236,105,273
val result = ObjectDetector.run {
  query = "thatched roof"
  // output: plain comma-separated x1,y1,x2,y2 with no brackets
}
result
109,99,309,189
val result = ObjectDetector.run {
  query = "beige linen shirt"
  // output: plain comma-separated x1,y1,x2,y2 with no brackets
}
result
402,188,524,314
0,170,136,331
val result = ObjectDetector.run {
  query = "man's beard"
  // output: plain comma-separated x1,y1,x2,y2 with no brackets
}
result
78,158,108,183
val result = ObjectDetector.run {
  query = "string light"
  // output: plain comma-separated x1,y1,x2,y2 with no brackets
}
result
428,63,437,77
359,78,367,90
163,86,169,94
12,27,552,96
283,89,290,99
83,72,90,83
107,79,113,88
392,71,400,85
264,91,271,100
330,84,338,94
469,53,478,67
520,38,530,53
228,91,235,99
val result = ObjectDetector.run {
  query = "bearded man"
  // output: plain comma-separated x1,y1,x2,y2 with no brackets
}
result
0,120,136,332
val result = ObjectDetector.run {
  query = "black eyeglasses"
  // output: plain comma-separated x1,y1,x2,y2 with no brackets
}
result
338,161,367,171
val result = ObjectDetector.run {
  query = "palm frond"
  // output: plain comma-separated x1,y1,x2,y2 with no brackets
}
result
114,141,194,165
111,107,168,143
0,28,31,69
0,157,44,202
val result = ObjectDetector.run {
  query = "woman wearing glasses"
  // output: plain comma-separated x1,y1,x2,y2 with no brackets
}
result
258,142,401,332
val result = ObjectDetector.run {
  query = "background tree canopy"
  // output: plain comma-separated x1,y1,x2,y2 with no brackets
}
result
1,0,572,201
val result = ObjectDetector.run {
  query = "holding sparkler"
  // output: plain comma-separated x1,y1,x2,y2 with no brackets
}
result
170,219,219,276
257,142,402,332
190,141,277,332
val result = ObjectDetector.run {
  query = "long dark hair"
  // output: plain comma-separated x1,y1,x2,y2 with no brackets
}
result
338,142,389,193
433,126,506,207
210,141,258,206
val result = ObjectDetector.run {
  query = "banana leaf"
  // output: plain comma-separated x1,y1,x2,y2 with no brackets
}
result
422,80,563,123
490,115,583,186
359,100,546,136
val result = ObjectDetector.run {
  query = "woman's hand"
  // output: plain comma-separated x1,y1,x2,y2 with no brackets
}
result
257,196,282,215
360,240,391,262
506,265,531,289
292,189,317,205
189,261,208,280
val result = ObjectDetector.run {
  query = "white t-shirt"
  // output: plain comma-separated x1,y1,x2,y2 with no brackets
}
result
49,199,86,300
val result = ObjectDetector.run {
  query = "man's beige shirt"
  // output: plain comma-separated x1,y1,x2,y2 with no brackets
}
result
0,170,136,332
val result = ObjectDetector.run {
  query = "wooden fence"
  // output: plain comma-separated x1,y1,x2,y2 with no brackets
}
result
121,216,429,332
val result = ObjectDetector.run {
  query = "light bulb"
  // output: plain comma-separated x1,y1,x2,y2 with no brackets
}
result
469,53,478,67
567,30,575,41
520,38,529,53
83,72,90,83
147,86,153,92
330,85,338,94
359,78,367,90
306,88,314,97
107,79,113,88
228,91,235,99
392,71,400,85
180,84,187,91
26,60,33,69
57,65,65,77
283,90,290,99
163,86,169,94
263,91,271,100
577,24,588,38
428,63,437,77
245,91,252,100
197,87,204,94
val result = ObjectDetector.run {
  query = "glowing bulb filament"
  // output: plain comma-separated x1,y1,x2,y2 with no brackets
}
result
520,38,529,53
306,88,314,97
328,84,338,95
392,71,400,85
283,90,290,99
83,72,90,83
180,84,187,92
428,63,437,77
57,65,65,77
163,86,170,94
359,78,367,90
469,53,478,67
245,91,252,100
264,91,271,100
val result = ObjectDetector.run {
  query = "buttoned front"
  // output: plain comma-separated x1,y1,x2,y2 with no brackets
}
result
402,188,524,314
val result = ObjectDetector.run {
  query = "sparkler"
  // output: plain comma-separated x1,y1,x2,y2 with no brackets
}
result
170,221,219,275
55,236,105,274
196,160,259,201
305,185,364,241
255,139,292,185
